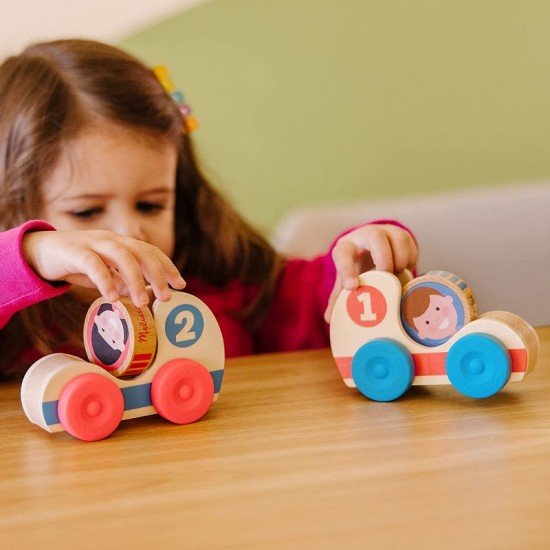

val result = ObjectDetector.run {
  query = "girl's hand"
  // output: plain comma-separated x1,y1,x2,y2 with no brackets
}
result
324,224,418,323
23,230,186,308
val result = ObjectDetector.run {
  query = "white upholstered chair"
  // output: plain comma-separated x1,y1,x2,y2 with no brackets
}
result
272,182,550,326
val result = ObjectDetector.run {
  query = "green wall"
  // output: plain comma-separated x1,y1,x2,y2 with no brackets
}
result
122,0,550,233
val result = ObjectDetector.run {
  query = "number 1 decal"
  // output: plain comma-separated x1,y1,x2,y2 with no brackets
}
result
165,304,205,348
346,286,387,328
357,292,377,322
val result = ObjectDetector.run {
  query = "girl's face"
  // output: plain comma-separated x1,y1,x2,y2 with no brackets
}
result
40,122,177,258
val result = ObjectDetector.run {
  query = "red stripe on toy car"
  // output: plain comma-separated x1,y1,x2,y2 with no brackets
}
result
335,348,527,380
509,349,527,372
412,353,446,375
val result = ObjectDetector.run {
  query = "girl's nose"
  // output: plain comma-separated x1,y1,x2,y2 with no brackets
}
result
113,217,146,241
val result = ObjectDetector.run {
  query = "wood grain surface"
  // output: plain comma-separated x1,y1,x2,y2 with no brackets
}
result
1,327,549,548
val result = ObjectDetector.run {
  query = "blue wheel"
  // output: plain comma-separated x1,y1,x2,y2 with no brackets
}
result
446,334,511,398
351,339,414,402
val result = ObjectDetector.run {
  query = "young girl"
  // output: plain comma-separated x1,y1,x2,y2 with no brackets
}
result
0,39,417,377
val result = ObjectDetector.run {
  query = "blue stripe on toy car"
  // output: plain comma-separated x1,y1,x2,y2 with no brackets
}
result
122,383,152,410
42,369,224,426
42,401,59,426
210,369,224,393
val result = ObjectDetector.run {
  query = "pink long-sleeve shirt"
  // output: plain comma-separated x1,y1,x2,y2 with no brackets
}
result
0,219,412,372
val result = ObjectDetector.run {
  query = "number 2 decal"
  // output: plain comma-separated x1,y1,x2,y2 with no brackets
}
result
173,310,196,342
165,304,205,348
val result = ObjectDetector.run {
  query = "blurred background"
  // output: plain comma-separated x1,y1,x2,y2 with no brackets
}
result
123,0,550,234
2,0,549,322
2,0,549,232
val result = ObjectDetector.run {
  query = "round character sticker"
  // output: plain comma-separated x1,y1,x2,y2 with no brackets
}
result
400,272,476,347
86,303,130,371
84,297,157,377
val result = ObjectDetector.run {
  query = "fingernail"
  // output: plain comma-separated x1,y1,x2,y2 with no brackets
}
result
345,277,358,289
163,290,172,300
177,276,186,287
139,292,149,305
108,292,119,302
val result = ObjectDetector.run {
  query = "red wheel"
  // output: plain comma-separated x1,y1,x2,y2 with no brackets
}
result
58,373,124,441
151,359,214,424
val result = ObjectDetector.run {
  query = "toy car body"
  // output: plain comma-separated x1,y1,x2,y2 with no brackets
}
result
21,291,224,440
330,271,539,401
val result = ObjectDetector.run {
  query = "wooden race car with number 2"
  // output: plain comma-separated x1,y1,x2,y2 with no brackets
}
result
21,290,224,441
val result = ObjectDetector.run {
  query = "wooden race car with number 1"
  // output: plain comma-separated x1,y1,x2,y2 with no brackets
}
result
329,270,539,402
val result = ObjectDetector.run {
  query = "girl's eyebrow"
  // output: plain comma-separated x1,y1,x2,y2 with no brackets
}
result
60,187,175,201
138,187,175,196
61,193,113,201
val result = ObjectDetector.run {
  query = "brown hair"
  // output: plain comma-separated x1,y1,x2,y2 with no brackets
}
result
401,287,442,327
0,39,283,376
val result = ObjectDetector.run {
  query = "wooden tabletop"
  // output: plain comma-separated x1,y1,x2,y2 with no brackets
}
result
1,327,549,548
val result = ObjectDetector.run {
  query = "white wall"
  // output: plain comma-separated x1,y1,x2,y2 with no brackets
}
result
0,0,209,58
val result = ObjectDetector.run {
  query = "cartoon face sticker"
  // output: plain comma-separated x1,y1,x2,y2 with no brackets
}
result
401,285,464,346
94,309,126,353
412,293,458,340
89,303,130,368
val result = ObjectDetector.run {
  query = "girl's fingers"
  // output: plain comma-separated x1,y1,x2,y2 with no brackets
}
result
408,233,419,269
385,227,417,273
137,251,172,302
72,250,119,302
38,231,185,307
123,240,186,296
347,227,393,273
364,229,393,273
138,245,185,297
153,250,186,290
109,269,129,297
93,236,186,306
94,242,148,307
326,226,417,326
63,273,98,289
332,226,394,292
332,239,360,289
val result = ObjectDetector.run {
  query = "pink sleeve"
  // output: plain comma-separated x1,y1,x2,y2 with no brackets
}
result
0,220,70,329
255,219,415,353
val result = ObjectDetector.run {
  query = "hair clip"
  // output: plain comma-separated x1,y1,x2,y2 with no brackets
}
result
153,65,198,133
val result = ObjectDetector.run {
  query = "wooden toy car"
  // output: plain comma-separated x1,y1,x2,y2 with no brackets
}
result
330,270,539,402
21,291,225,441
